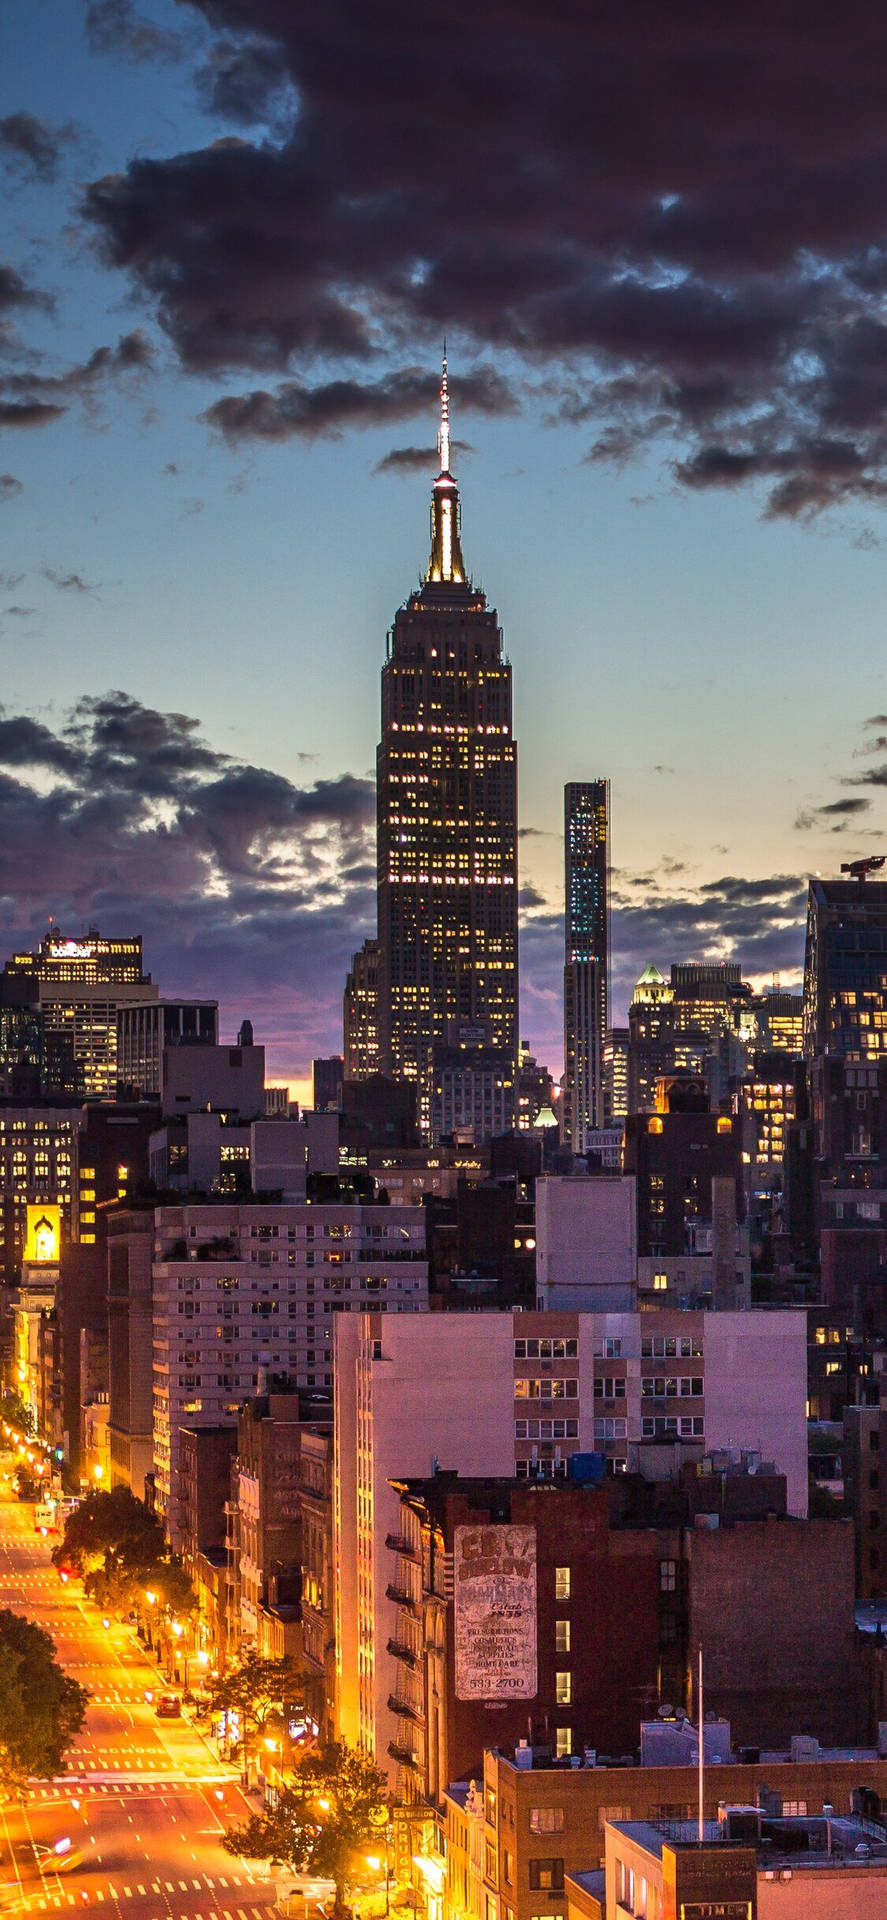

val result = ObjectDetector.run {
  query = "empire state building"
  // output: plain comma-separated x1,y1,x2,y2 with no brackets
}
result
375,360,519,1135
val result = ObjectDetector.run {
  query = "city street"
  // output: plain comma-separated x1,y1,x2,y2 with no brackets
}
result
0,1491,280,1919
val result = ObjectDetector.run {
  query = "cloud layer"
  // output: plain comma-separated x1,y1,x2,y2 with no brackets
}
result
65,0,887,516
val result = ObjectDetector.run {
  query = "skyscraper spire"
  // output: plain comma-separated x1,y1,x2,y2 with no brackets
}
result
438,340,451,475
426,347,466,586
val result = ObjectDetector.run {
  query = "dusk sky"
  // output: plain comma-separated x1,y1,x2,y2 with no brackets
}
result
4,0,887,1096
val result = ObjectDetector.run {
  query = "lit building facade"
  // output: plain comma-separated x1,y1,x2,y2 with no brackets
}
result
563,782,609,1150
375,361,518,1136
3,929,157,1097
150,1200,428,1546
0,1105,82,1283
343,939,380,1081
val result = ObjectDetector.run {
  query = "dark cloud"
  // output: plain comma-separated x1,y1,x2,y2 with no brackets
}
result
195,36,296,126
373,439,474,476
0,475,21,502
0,332,153,412
0,263,53,317
0,692,378,1082
84,0,182,63
42,568,101,595
201,367,514,442
0,113,73,183
72,0,887,517
0,400,65,429
866,715,887,727
849,764,887,789
796,796,872,828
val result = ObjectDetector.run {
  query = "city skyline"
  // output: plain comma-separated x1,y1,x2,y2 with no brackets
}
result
5,3,887,1091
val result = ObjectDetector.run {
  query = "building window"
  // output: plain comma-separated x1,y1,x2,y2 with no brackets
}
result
555,1619,570,1654
528,1861,564,1891
554,1567,571,1601
529,1809,565,1834
659,1558,677,1593
555,1672,571,1705
652,1272,668,1290
554,1728,571,1759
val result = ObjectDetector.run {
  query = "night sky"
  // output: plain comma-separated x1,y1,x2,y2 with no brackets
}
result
4,0,887,1095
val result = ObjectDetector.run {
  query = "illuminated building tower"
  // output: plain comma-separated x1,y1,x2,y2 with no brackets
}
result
2,928,157,1098
375,360,518,1134
563,781,609,1150
803,875,887,1060
343,938,380,1080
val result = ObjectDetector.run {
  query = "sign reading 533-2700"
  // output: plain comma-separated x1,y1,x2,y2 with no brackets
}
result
453,1524,537,1701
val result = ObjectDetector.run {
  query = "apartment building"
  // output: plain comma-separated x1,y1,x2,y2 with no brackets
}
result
334,1307,808,1785
152,1200,427,1546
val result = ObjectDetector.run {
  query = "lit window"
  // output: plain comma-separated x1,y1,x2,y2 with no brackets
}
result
554,1728,571,1759
555,1619,570,1653
554,1567,571,1601
555,1672,571,1704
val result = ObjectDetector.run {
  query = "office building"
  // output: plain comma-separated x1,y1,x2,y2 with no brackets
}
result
803,873,887,1060
0,1103,81,1283
343,939,380,1081
2,928,157,1097
312,1056,343,1113
116,998,218,1099
563,782,609,1151
623,1075,744,1275
430,1029,516,1144
375,359,518,1136
627,965,675,1113
151,1200,428,1546
755,987,803,1056
602,1026,628,1125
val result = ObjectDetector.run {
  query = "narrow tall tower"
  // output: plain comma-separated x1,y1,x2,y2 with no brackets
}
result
563,780,609,1149
375,358,519,1137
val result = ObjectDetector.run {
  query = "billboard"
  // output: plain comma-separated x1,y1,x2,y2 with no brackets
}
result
454,1524,537,1701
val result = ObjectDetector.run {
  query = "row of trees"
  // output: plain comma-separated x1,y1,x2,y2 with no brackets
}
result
49,1488,393,1912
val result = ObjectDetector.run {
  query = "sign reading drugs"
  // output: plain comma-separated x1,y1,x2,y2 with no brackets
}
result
454,1524,537,1700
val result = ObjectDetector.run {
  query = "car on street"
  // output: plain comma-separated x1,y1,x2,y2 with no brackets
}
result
155,1691,181,1718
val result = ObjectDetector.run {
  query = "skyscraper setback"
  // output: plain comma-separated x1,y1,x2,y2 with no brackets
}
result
375,360,518,1135
563,780,609,1148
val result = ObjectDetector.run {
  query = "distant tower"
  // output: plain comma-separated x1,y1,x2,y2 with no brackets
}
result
563,781,609,1150
375,356,519,1136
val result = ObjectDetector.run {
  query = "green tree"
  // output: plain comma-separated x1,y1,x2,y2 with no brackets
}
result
52,1487,196,1618
0,1609,88,1797
52,1486,162,1578
222,1740,389,1916
0,1390,35,1438
209,1653,307,1784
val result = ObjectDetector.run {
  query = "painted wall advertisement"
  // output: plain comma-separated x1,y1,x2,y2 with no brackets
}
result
454,1524,537,1700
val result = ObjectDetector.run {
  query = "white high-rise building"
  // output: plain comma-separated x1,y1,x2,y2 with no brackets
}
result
151,1201,428,1546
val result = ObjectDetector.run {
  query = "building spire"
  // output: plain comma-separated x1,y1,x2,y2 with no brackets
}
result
426,346,467,586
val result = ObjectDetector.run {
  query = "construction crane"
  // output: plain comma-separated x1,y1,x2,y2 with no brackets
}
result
840,856,885,881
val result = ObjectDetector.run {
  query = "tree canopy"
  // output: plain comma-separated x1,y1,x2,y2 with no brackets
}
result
222,1739,389,1915
210,1652,307,1782
0,1609,88,1796
52,1486,196,1616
